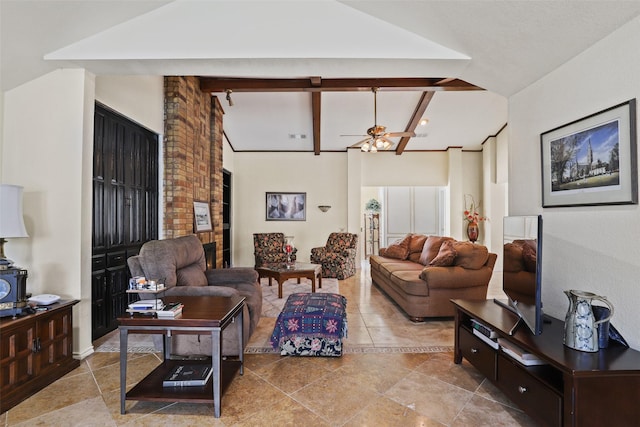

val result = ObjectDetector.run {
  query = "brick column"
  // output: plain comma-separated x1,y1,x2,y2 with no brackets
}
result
164,76,221,252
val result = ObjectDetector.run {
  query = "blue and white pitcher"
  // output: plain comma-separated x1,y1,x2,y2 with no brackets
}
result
563,290,614,352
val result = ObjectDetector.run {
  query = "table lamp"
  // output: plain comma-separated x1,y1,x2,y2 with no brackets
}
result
0,184,29,269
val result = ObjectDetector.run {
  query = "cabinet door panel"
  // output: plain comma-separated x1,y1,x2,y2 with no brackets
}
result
0,322,36,395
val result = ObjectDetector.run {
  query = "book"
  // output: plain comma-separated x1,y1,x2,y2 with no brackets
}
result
128,299,164,310
497,338,547,366
156,302,183,318
163,364,213,387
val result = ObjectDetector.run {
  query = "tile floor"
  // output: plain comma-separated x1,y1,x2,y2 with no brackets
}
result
1,265,537,426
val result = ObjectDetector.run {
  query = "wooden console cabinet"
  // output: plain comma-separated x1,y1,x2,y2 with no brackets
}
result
0,300,79,414
452,299,640,427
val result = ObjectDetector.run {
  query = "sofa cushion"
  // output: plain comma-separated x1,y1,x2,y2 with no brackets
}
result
176,264,208,286
383,234,412,260
419,236,454,266
389,270,430,297
452,241,489,270
379,260,421,279
429,240,457,266
407,234,428,263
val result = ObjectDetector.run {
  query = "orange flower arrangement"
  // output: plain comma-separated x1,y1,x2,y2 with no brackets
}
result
463,194,488,223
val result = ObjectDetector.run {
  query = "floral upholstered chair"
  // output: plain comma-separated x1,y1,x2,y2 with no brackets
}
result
310,232,358,279
253,232,297,267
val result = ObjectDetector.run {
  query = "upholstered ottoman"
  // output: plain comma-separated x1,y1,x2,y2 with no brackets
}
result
270,293,347,356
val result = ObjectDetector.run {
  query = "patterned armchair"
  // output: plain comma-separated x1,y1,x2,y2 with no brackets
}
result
253,232,297,267
310,232,358,279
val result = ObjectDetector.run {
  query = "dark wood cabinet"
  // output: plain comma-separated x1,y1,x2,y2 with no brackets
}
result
0,300,79,413
222,169,231,267
92,104,158,340
452,299,640,427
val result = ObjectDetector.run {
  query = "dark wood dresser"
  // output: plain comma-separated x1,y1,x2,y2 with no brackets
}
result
0,300,79,414
452,299,640,427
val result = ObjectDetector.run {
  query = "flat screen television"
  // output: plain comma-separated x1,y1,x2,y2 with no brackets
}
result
494,215,543,335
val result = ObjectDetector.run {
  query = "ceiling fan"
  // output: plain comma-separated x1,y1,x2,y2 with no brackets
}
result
348,87,416,152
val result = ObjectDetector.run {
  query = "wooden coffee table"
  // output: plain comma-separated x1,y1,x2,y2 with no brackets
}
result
118,295,245,418
256,262,322,298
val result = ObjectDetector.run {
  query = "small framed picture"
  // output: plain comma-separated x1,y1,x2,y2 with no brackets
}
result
193,201,212,232
266,192,306,221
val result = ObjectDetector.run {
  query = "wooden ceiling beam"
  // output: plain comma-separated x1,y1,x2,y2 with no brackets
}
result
396,91,436,155
312,92,321,155
199,77,483,93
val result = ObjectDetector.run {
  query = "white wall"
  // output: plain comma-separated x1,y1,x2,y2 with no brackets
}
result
232,152,348,267
95,76,164,133
510,17,640,349
3,69,94,356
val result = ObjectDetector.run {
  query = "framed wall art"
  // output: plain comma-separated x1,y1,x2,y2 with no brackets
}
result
540,99,637,207
266,192,306,221
193,201,213,232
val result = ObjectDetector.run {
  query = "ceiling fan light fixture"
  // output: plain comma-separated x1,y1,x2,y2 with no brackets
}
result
370,145,378,153
375,138,384,149
361,141,370,151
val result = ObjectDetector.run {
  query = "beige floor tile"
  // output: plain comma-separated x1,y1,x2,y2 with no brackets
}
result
251,356,334,394
233,395,330,427
451,394,538,427
7,371,102,424
11,395,115,427
385,371,474,425
291,373,380,425
343,394,445,427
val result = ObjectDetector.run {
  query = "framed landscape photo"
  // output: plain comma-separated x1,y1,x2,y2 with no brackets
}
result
193,201,212,232
540,99,637,207
266,192,306,221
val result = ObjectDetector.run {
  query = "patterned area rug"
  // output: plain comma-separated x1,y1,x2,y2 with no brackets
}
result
260,276,339,317
94,332,159,353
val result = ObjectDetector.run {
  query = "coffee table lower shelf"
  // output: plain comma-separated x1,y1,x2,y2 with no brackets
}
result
126,359,242,404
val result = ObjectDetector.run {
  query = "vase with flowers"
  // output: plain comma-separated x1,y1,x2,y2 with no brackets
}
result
463,194,487,243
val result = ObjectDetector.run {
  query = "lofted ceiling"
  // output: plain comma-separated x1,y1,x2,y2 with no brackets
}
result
3,1,640,154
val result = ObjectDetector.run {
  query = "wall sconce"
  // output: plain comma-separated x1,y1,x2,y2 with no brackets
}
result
318,205,331,213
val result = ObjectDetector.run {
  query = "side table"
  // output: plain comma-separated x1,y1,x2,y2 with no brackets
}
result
118,295,245,418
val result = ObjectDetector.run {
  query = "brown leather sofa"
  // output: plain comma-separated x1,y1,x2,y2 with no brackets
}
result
369,234,496,321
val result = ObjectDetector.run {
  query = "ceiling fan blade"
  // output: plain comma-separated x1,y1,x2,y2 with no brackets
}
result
380,136,396,149
384,131,416,138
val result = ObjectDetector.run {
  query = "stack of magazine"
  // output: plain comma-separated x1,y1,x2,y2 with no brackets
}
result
163,364,212,387
497,338,546,366
156,302,183,318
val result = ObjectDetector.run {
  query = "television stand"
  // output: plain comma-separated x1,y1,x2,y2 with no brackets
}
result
452,299,640,427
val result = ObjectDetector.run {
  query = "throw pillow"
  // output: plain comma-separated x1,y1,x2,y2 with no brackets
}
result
419,236,454,265
453,241,489,270
407,234,428,263
503,242,525,272
429,240,457,266
383,234,412,260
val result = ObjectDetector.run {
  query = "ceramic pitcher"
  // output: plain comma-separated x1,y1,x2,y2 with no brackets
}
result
563,290,614,352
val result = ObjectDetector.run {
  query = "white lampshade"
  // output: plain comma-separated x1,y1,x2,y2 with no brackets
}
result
0,184,28,238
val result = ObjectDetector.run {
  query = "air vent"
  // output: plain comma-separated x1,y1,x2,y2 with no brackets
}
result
414,133,429,138
288,133,307,140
